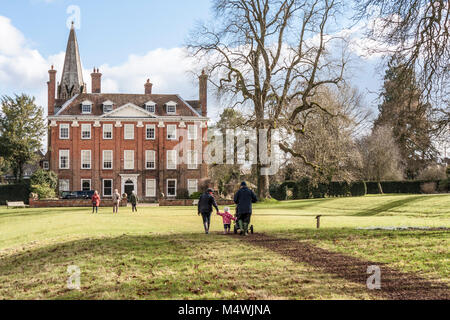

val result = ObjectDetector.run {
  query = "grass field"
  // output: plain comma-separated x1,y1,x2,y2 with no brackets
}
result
0,194,449,300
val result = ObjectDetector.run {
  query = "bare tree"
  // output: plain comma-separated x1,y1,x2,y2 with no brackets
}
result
354,0,449,128
358,125,404,187
286,85,370,183
188,0,348,198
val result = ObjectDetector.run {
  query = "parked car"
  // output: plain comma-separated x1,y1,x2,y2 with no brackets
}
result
61,190,95,200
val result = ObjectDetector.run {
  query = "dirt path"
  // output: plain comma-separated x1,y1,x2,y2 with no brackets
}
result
242,234,449,300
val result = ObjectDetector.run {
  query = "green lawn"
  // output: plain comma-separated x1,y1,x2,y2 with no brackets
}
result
0,194,449,300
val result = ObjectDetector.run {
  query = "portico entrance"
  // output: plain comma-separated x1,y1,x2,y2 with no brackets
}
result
120,174,139,199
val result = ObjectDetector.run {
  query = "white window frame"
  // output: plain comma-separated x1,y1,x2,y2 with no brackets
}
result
103,179,113,197
187,150,198,170
167,150,177,170
81,124,91,140
59,123,70,140
103,103,113,113
124,124,135,140
166,102,177,114
59,150,70,169
81,150,92,170
43,161,49,170
167,179,177,197
82,103,92,114
145,150,156,170
146,179,156,197
103,150,113,170
187,179,198,195
103,124,113,140
146,124,156,140
167,125,177,140
124,150,135,170
145,103,156,113
81,179,91,191
59,179,70,192
188,125,197,140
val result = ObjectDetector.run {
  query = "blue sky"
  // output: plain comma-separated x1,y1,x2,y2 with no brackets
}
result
0,0,383,121
1,0,212,64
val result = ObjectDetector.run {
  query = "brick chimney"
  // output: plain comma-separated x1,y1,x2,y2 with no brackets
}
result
145,79,153,94
47,65,57,116
91,67,102,93
199,70,208,117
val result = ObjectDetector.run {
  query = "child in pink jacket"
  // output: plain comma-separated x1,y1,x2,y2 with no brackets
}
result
217,207,236,234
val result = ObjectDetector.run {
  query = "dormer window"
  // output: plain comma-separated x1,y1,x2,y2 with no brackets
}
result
166,101,177,114
145,101,156,113
103,101,114,113
81,101,93,114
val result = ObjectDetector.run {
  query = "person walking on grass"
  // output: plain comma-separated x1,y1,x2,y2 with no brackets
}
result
130,190,139,213
91,190,100,214
112,189,121,214
234,181,258,236
198,188,219,234
217,207,236,234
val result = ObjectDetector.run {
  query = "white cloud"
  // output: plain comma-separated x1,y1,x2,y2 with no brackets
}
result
0,15,207,117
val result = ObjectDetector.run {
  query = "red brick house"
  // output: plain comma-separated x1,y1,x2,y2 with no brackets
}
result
46,24,209,201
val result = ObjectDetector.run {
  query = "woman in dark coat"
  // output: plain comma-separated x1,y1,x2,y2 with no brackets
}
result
197,188,219,234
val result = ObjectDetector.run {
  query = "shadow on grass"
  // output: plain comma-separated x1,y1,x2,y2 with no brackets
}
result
243,233,449,300
352,196,438,216
1,233,368,300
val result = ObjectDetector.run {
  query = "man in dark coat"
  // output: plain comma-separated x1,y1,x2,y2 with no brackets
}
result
197,188,219,234
234,181,258,235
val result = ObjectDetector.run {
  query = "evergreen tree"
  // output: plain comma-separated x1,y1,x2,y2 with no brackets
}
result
374,56,437,179
0,94,45,182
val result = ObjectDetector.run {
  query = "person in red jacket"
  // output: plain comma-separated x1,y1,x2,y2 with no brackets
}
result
92,190,100,214
217,207,236,234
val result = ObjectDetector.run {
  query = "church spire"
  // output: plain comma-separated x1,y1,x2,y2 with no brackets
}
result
58,22,85,100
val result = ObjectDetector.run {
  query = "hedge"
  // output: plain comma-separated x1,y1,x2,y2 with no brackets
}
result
0,182,31,205
350,181,367,197
269,179,447,200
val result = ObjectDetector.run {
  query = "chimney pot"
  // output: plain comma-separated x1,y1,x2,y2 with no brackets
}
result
145,79,153,94
91,68,102,93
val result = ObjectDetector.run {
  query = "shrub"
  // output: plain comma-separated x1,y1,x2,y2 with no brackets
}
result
31,184,56,199
30,169,58,190
297,178,311,199
280,181,299,200
176,188,190,199
438,179,449,193
350,181,367,197
189,191,202,200
446,166,450,178
0,182,30,205
420,182,437,194
311,183,328,198
269,183,285,200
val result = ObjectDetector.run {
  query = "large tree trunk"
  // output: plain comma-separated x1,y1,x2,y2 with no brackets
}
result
255,118,271,199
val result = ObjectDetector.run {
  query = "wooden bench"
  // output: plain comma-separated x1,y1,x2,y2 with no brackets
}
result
6,201,27,208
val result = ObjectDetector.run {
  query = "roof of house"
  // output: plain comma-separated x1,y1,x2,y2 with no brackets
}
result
55,93,202,117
